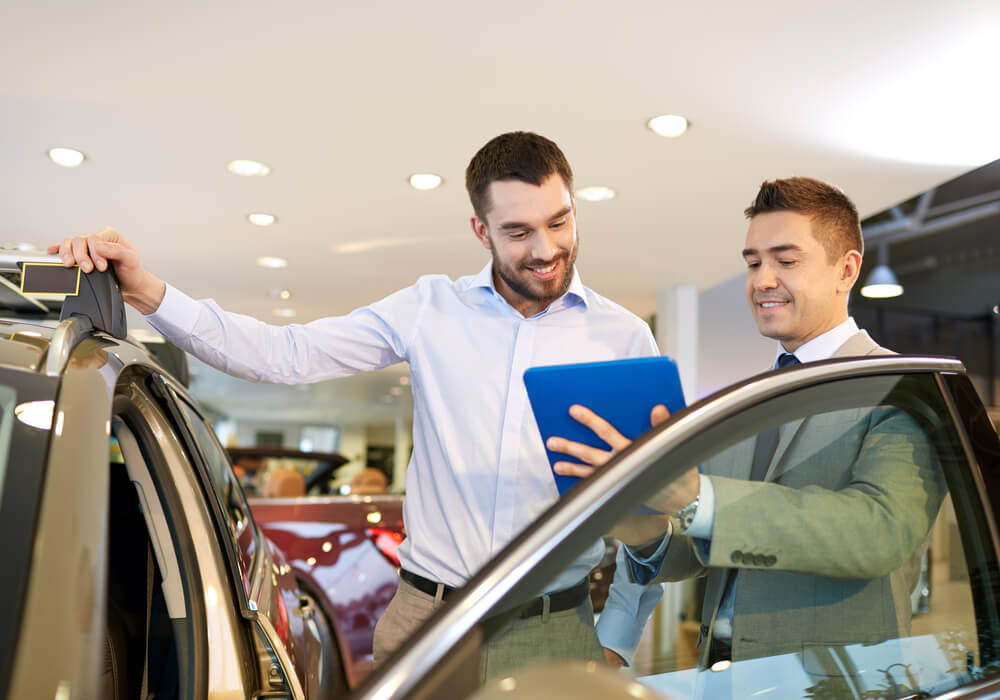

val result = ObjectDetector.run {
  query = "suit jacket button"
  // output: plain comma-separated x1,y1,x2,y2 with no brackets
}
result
731,551,743,564
764,555,777,567
742,553,755,565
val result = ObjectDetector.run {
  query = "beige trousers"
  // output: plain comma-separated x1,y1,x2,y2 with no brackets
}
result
373,576,605,681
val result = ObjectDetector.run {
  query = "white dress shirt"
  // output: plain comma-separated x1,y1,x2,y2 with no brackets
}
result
146,261,662,658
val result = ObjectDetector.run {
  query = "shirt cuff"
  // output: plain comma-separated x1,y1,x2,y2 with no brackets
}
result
683,474,715,539
595,547,665,666
623,523,672,585
144,283,203,339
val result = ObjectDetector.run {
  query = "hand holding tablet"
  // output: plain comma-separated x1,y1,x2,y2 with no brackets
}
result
524,357,686,495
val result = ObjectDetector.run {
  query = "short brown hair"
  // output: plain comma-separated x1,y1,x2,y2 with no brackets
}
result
465,131,574,220
744,177,863,261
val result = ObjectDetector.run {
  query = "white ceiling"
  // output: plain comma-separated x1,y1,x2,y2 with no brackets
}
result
3,1,999,424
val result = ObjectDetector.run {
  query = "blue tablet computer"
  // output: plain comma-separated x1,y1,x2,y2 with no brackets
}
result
524,356,686,496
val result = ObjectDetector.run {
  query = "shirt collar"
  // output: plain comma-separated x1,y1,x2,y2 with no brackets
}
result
777,317,859,364
469,260,589,315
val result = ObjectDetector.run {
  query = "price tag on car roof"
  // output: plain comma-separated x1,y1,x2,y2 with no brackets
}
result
19,262,81,296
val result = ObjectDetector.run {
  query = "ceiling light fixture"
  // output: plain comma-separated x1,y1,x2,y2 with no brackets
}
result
48,147,86,168
860,245,903,298
247,213,277,226
272,308,296,318
227,160,271,177
409,173,443,191
646,114,690,138
256,256,287,269
268,288,292,301
575,186,616,202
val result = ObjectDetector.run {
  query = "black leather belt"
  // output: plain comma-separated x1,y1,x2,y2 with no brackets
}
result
400,569,456,599
400,570,590,618
514,578,590,619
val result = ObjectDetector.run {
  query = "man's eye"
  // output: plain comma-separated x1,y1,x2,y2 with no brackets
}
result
746,261,760,269
779,259,797,266
551,219,566,229
509,231,529,240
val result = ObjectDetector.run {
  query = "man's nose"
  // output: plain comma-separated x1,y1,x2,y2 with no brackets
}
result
531,230,559,261
753,264,778,289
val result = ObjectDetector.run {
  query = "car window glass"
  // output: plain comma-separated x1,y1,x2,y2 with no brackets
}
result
0,385,16,500
441,371,999,700
176,400,256,584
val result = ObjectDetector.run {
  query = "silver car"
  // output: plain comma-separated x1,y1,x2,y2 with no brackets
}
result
0,256,339,699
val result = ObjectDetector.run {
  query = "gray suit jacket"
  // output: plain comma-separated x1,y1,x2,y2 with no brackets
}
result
651,330,946,663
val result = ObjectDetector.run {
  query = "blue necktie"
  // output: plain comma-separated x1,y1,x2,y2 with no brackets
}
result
748,353,800,482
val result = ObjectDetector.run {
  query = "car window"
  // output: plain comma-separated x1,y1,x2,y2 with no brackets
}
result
375,365,1000,700
175,398,257,587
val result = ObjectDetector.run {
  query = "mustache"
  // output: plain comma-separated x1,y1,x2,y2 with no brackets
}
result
521,251,569,269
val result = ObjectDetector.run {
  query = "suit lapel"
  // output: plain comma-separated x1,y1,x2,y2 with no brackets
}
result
762,330,885,480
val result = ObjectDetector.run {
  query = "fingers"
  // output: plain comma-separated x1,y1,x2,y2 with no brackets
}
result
70,236,95,272
567,404,631,451
552,460,596,478
51,228,128,272
547,436,613,468
651,404,671,427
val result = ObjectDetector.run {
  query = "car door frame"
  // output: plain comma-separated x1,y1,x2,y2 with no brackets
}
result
354,355,1000,700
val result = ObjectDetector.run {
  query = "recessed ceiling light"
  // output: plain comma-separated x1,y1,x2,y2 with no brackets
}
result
247,212,277,226
48,147,85,168
409,173,443,191
575,186,616,202
227,160,271,176
270,288,292,300
646,114,690,138
256,256,287,269
272,308,296,318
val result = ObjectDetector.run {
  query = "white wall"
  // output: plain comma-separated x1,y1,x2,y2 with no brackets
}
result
696,273,774,399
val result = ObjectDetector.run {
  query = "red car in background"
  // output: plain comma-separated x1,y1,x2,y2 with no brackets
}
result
228,447,404,689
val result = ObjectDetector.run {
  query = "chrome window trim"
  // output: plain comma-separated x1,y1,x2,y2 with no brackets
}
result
359,355,966,699
45,316,93,377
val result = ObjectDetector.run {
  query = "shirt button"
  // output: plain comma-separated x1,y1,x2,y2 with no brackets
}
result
731,551,743,564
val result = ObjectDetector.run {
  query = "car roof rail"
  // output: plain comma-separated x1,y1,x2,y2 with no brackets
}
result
0,251,128,374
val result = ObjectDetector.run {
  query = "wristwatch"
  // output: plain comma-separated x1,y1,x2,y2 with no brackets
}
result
676,496,700,532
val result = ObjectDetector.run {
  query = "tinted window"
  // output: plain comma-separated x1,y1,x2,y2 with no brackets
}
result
176,400,256,586
413,369,1000,699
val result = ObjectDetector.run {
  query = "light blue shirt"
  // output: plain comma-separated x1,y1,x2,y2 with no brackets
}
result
146,260,662,663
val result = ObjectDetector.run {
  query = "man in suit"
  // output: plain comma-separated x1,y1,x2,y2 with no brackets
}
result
548,176,945,667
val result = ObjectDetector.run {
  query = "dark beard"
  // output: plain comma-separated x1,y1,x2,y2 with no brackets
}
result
490,238,578,309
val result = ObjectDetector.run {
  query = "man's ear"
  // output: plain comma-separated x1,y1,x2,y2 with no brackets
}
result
470,216,491,251
838,249,863,293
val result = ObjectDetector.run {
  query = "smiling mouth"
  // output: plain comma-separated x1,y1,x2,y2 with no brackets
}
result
527,259,560,280
758,300,789,309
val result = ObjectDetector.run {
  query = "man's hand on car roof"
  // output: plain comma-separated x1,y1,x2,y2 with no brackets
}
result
49,228,167,315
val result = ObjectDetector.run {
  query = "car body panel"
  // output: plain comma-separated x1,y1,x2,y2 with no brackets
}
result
0,308,334,698
251,495,404,686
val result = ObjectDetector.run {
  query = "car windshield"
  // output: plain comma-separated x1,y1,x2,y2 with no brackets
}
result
367,359,1000,700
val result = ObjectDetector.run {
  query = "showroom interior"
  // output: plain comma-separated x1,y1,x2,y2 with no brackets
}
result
2,1,999,697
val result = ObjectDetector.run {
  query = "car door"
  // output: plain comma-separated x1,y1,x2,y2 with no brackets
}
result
354,356,1000,700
